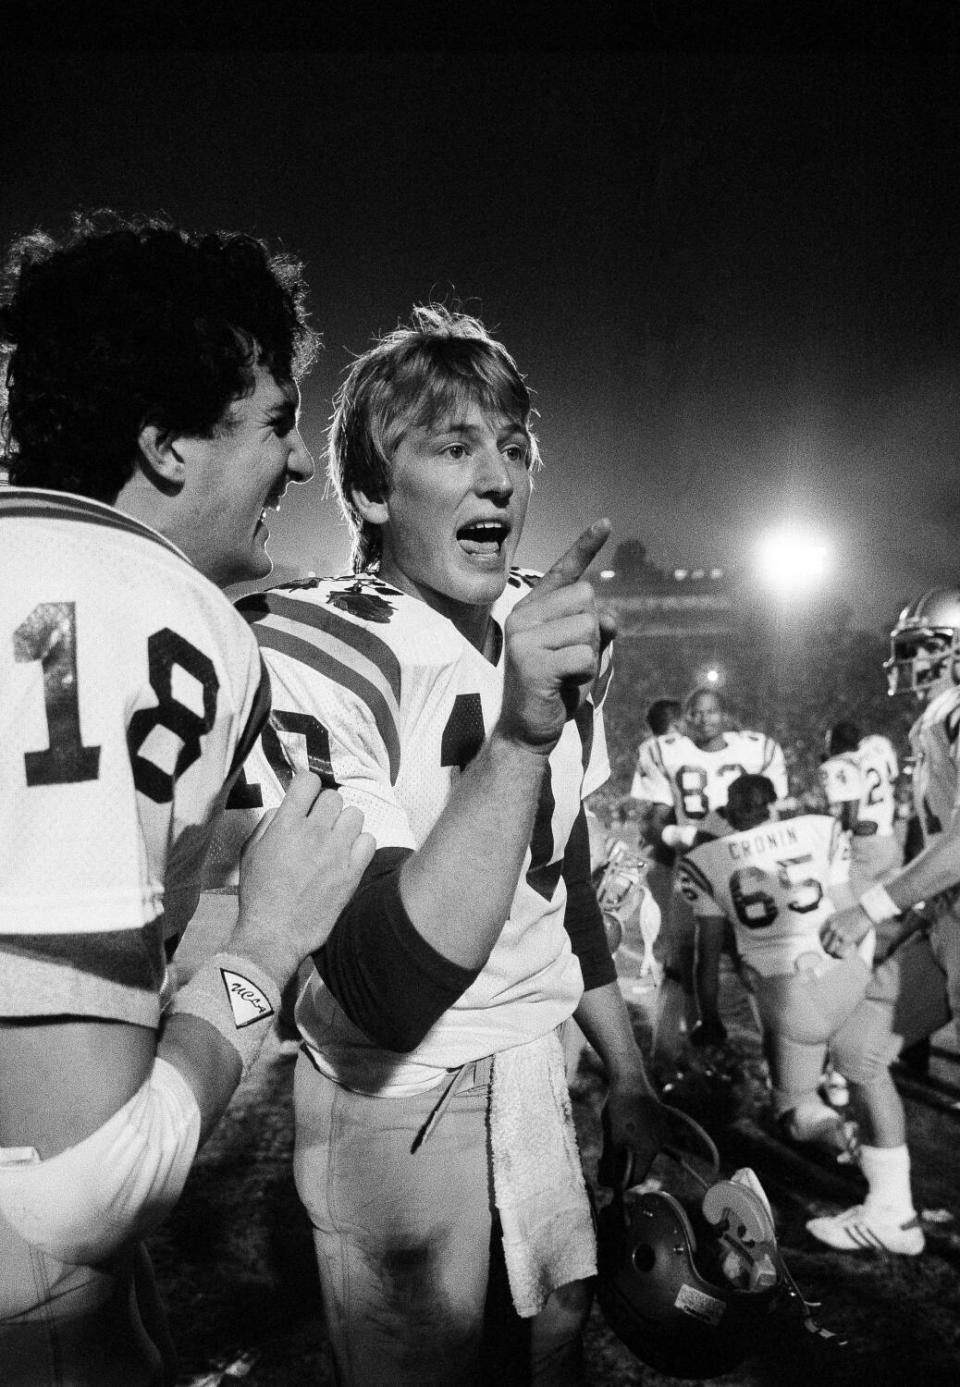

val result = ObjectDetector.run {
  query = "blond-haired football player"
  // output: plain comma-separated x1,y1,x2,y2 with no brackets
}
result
206,305,665,1384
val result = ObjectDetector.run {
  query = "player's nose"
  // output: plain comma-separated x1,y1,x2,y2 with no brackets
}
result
287,428,315,483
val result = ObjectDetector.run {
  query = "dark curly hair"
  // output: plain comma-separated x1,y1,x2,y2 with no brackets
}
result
0,209,318,501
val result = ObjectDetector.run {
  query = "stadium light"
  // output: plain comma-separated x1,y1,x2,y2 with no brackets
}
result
694,663,726,688
755,526,831,597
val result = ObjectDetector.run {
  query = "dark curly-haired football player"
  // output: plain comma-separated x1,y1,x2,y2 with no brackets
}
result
0,211,374,1384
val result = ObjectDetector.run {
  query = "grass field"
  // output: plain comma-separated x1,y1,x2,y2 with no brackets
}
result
151,941,960,1386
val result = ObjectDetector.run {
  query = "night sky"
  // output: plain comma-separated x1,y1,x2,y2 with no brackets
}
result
4,22,960,630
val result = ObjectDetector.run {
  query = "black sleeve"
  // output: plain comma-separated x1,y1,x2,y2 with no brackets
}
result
314,846,482,1053
563,808,618,992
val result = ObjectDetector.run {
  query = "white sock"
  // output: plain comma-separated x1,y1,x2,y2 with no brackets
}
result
859,1144,915,1220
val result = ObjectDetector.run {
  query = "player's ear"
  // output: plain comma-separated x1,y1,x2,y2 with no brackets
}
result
351,485,389,527
137,420,187,490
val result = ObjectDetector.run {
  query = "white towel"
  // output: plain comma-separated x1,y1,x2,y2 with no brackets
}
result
490,1030,597,1318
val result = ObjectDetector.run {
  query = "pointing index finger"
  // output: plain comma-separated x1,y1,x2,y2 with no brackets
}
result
538,518,612,593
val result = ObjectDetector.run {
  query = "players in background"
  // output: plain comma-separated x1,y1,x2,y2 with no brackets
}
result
819,721,903,928
205,305,665,1385
810,589,960,1254
679,774,863,1156
625,696,683,935
631,685,788,1067
0,212,374,1385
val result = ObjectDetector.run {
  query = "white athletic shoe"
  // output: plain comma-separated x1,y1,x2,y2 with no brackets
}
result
806,1204,925,1255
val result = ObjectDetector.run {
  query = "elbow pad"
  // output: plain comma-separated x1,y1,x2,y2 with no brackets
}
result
0,1057,200,1265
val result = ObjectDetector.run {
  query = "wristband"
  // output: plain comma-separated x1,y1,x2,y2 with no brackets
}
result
858,884,900,926
662,824,697,849
167,952,281,1078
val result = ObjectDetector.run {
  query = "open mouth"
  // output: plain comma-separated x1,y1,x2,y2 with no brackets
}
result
456,519,509,557
259,491,284,527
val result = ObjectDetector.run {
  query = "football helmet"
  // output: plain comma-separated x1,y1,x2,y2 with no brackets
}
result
597,1173,781,1378
596,1110,842,1379
885,588,960,695
594,838,661,966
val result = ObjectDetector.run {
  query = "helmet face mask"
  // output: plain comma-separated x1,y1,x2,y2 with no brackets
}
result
886,628,959,696
596,1179,782,1379
885,590,960,696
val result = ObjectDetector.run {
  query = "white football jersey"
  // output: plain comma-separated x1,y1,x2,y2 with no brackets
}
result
205,569,611,1093
630,729,788,826
819,735,898,839
909,685,960,846
679,814,850,976
1,489,269,1026
629,734,661,802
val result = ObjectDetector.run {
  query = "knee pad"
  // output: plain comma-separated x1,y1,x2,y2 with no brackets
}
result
0,1058,200,1265
828,1038,885,1088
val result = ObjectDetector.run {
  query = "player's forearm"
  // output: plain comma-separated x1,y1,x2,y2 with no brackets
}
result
157,1015,244,1144
574,981,655,1092
160,905,302,1142
393,732,552,970
398,731,548,967
882,826,960,913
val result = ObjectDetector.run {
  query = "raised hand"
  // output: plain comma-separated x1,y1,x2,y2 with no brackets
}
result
498,518,615,754
232,770,375,981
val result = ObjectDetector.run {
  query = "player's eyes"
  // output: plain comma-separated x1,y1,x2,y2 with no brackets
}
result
443,443,468,459
503,444,529,466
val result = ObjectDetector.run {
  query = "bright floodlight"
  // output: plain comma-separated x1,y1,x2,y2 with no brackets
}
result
755,528,830,596
705,668,720,684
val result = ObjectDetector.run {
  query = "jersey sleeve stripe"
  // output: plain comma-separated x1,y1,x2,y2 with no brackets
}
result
0,490,187,558
242,602,402,730
254,625,402,784
241,592,402,702
0,920,166,989
252,608,401,723
679,857,714,896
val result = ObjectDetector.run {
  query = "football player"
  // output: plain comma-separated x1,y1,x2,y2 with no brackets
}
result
635,685,789,1066
625,697,683,930
0,212,374,1384
678,773,864,1155
205,305,665,1384
819,720,902,912
808,590,960,1254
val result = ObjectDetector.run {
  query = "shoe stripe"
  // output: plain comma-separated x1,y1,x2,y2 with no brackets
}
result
848,1222,886,1251
809,1209,922,1253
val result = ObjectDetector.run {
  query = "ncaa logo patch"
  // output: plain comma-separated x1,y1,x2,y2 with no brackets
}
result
220,969,275,1028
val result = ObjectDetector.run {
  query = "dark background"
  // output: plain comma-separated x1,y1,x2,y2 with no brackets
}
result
4,3,960,629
